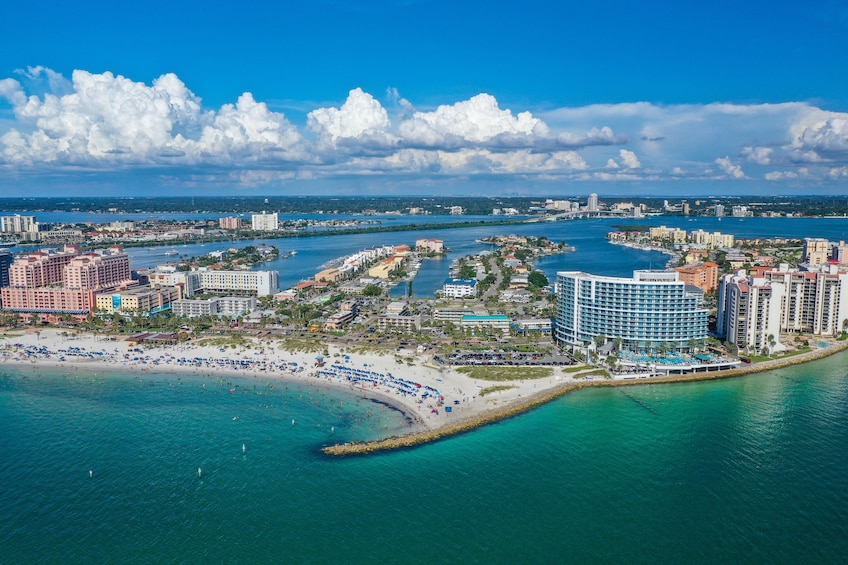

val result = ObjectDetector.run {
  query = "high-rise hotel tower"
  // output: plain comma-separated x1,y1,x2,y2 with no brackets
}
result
555,270,708,353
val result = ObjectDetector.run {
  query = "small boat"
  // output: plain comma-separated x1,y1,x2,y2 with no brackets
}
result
165,250,178,256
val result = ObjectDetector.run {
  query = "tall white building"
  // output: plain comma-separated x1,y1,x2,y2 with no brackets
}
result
716,274,785,354
717,266,848,350
1,215,36,233
555,270,708,353
764,267,848,336
587,193,599,212
251,212,279,231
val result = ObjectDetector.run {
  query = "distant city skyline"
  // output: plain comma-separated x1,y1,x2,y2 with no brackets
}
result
2,0,847,196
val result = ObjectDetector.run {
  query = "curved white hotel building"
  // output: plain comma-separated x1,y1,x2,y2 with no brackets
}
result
555,270,708,353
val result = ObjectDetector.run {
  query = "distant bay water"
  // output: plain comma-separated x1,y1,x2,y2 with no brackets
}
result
2,213,848,561
122,215,848,296
8,211,848,294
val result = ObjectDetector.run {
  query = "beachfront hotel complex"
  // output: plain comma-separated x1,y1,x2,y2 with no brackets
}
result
0,243,279,320
1,246,134,316
554,270,708,354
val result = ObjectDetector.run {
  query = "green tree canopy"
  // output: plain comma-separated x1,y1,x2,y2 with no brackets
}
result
528,271,549,288
362,284,383,296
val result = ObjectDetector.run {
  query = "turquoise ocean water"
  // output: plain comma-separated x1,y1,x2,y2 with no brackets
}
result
2,352,847,563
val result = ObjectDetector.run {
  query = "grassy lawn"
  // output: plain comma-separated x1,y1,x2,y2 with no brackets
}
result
197,335,251,348
479,385,517,396
344,344,391,356
749,348,811,363
278,337,325,354
0,332,26,338
560,364,590,373
456,366,554,381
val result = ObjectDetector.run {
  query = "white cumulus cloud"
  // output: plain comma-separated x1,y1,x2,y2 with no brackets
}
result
397,93,549,148
793,116,848,159
307,88,393,147
742,146,773,165
618,149,641,169
765,170,798,180
4,67,848,189
715,156,746,179
0,69,304,166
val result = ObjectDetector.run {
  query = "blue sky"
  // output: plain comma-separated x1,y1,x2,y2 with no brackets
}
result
1,0,848,197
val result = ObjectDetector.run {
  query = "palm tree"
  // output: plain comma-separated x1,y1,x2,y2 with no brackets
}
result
593,333,606,349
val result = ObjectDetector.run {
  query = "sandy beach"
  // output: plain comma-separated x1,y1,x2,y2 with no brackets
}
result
5,327,847,455
0,328,589,432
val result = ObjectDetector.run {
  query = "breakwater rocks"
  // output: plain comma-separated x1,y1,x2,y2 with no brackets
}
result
322,339,848,457
322,380,590,456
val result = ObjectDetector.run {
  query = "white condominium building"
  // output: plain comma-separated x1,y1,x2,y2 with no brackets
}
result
251,212,279,231
555,270,708,353
690,230,735,249
717,266,848,350
649,226,687,243
442,278,478,299
716,274,785,353
172,296,257,318
196,269,278,296
1,214,36,233
147,265,278,296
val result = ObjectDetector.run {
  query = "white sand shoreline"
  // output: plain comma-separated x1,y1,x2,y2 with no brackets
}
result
0,328,582,434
